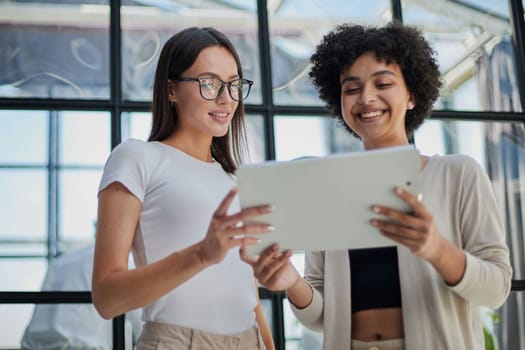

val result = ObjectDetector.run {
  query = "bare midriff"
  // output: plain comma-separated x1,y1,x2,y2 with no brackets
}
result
351,307,404,341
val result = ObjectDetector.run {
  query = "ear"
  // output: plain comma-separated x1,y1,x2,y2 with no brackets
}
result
168,80,177,103
407,93,416,110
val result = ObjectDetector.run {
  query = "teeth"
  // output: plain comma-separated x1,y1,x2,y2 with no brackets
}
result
361,111,383,118
211,112,228,118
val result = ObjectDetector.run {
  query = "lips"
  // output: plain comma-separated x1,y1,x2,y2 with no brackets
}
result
360,110,384,119
209,111,231,123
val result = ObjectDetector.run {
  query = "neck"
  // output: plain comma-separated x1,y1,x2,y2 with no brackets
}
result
162,134,214,163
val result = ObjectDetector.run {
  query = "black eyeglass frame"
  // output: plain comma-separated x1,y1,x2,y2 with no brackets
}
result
173,77,254,101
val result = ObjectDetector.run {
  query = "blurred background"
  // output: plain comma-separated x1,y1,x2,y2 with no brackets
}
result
0,0,524,349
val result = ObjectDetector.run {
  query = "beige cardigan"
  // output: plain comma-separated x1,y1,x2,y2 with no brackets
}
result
291,154,512,349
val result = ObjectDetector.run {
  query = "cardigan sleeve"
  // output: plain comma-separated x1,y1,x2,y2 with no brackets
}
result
447,155,512,308
289,251,325,331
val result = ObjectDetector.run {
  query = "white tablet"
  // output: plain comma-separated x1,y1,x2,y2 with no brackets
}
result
236,145,421,255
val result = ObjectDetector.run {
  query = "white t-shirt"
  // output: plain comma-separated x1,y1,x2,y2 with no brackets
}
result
98,139,257,335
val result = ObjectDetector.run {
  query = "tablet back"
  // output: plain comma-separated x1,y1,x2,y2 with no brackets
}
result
237,145,420,255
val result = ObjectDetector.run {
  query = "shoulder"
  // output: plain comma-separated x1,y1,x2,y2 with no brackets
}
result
111,138,148,156
427,153,484,176
107,139,164,166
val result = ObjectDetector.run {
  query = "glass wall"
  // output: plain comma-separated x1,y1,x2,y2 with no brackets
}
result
1,0,524,349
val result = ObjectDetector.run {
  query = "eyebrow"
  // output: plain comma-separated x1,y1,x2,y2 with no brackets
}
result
197,72,240,80
340,70,397,85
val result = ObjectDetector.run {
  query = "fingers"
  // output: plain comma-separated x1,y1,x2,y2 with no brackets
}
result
393,187,428,217
220,204,273,229
213,187,239,218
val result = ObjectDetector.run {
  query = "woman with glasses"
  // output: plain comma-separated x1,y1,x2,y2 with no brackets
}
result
92,27,274,350
242,22,512,349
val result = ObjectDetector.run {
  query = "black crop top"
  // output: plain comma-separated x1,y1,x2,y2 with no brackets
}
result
349,246,402,313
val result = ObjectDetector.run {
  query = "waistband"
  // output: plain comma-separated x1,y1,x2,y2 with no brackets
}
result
137,321,264,350
351,338,405,350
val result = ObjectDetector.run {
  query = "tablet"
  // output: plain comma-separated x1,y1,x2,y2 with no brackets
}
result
236,145,420,255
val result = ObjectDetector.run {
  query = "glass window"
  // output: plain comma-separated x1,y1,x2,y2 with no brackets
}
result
269,0,392,105
0,169,47,242
0,110,48,164
59,111,111,165
403,0,522,112
122,112,152,142
0,304,38,348
57,111,109,247
0,258,48,291
274,115,362,161
245,114,266,163
0,1,110,99
121,0,261,104
59,169,103,245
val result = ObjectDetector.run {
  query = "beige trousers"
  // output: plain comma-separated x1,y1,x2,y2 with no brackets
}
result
136,321,266,350
351,338,405,350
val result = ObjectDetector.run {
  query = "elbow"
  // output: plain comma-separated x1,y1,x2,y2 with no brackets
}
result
91,288,119,320
489,275,512,309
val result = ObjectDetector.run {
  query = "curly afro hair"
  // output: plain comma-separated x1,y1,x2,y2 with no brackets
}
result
309,21,442,138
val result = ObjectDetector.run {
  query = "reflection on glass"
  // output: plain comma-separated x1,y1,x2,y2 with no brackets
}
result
0,1,110,99
0,170,47,241
0,110,48,164
269,0,391,105
59,111,110,165
274,115,362,161
121,0,261,104
403,0,522,112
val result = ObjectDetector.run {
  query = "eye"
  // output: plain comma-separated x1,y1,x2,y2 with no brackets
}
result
201,78,221,90
376,82,392,89
229,79,242,89
343,87,361,95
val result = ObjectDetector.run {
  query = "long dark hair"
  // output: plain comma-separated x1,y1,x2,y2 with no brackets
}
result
149,27,247,174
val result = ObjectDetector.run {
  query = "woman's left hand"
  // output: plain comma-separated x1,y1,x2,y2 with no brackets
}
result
370,187,444,263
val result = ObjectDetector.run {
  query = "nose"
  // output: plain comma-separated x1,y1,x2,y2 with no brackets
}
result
358,83,376,105
216,83,233,103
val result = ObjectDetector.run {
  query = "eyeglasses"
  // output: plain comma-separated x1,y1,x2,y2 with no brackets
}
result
174,77,253,102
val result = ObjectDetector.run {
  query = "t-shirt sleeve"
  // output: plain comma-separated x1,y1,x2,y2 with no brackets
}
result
98,139,149,202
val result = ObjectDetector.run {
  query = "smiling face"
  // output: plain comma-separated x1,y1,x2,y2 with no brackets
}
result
169,45,240,142
340,51,415,150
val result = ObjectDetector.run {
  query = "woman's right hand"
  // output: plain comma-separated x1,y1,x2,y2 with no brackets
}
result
198,187,273,265
240,243,301,292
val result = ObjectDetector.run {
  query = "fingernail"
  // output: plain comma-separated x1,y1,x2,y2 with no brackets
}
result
372,205,380,213
268,225,275,231
370,219,379,227
395,187,403,195
417,193,423,202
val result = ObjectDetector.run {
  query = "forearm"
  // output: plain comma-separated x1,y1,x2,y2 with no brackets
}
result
255,301,275,350
429,236,466,286
286,277,313,309
92,242,209,319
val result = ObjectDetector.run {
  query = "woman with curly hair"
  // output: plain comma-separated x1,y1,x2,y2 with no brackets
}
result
242,22,512,349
